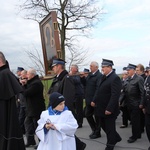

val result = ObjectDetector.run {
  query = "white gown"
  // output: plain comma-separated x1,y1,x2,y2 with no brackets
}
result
36,109,78,150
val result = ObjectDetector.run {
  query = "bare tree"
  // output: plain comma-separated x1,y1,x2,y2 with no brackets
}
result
22,47,45,76
66,44,89,71
18,0,104,61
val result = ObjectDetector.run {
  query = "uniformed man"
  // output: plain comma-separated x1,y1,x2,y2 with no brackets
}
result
91,59,122,150
125,64,144,143
48,58,86,150
143,65,150,150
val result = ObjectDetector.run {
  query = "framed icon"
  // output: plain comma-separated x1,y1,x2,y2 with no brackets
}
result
39,11,61,75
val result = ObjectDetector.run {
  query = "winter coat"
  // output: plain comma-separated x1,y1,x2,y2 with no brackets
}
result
94,71,122,118
24,75,45,117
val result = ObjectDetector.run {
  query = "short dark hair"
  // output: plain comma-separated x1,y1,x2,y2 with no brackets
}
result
136,64,145,72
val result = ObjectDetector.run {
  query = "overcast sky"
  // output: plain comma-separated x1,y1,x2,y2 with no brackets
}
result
0,0,150,74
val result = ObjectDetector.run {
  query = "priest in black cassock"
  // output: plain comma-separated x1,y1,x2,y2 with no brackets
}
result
0,51,25,150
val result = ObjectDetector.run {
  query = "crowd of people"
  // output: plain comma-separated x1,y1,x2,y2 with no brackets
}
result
0,50,150,150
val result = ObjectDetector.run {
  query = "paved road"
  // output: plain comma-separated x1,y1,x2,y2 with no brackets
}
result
26,114,149,150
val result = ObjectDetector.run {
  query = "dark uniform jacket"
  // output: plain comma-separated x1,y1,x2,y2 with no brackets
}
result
93,71,122,118
125,74,144,108
83,70,102,105
23,75,45,117
48,70,75,110
143,76,150,114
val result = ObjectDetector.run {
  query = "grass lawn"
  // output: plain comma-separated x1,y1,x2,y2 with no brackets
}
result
42,79,52,107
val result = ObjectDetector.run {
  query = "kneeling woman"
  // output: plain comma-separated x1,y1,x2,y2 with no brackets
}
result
36,92,78,150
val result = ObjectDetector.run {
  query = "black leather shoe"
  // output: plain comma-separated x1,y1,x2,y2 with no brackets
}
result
148,146,150,150
25,143,36,147
89,131,95,137
129,136,133,139
25,144,30,148
78,124,82,128
116,136,122,143
81,142,86,150
25,142,36,147
127,138,137,143
34,145,38,149
105,146,114,150
90,133,101,139
129,135,141,139
120,125,127,128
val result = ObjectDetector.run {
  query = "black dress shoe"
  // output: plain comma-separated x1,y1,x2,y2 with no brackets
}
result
89,131,95,137
129,135,141,139
120,125,127,128
90,133,101,139
116,136,122,143
81,142,86,150
25,142,36,147
127,138,137,143
105,146,114,150
148,146,150,150
34,145,38,149
25,144,30,148
25,143,36,147
129,136,133,139
78,124,82,128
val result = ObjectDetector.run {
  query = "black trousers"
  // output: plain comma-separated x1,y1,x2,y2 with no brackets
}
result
18,106,26,134
99,116,121,150
128,107,141,139
145,113,150,142
73,96,84,126
120,106,130,126
85,104,100,133
24,116,39,144
75,135,85,150
140,109,145,132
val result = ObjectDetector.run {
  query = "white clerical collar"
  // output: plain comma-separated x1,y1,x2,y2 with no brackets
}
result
131,74,135,79
106,70,113,77
56,74,60,78
92,70,98,75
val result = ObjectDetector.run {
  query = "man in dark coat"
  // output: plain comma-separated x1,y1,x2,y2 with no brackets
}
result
18,70,28,134
23,68,45,147
81,61,102,139
119,67,130,128
136,64,147,133
0,51,25,150
48,58,86,150
143,65,150,150
48,59,76,116
125,64,144,143
69,64,84,128
91,59,122,150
